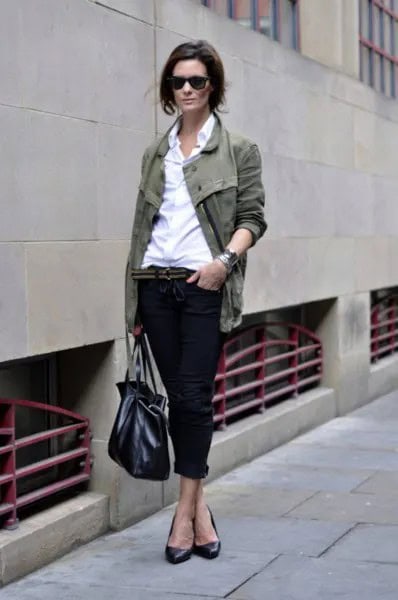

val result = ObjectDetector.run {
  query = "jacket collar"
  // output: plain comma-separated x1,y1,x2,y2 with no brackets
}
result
156,112,222,158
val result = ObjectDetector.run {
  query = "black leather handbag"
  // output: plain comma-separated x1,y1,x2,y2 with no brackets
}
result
108,333,170,481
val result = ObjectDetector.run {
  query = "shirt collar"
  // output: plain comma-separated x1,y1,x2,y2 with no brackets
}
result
168,112,216,151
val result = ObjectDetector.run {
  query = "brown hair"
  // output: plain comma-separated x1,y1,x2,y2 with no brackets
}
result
159,40,226,115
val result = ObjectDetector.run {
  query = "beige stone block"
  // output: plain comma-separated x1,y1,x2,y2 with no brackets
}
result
113,466,163,530
154,27,188,135
58,341,118,441
329,73,376,114
372,177,398,236
338,293,370,356
155,0,205,40
264,154,335,238
90,0,154,23
305,293,371,414
0,2,22,105
354,237,391,292
307,237,355,299
19,0,154,129
354,108,398,177
341,0,360,79
388,238,398,282
88,438,162,530
304,93,354,168
0,107,97,242
97,126,152,239
97,11,155,129
244,238,310,314
300,0,343,71
0,244,28,362
26,241,128,355
332,170,374,237
333,352,370,415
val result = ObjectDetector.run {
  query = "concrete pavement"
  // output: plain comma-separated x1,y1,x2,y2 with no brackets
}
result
2,389,398,599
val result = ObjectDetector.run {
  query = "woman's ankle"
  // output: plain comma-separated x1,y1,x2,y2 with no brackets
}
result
175,501,195,521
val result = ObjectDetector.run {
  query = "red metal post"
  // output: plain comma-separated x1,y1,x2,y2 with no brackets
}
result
1,402,18,529
288,326,299,396
388,296,396,355
255,327,266,412
371,304,380,361
217,348,227,430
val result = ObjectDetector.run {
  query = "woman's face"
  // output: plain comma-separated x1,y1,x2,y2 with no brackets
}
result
171,59,213,115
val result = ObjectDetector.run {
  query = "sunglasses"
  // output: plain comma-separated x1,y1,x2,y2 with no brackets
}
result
167,75,211,90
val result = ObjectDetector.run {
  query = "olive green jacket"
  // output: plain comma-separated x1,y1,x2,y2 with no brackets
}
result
125,113,267,334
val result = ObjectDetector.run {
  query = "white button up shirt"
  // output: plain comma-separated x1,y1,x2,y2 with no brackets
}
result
141,113,215,270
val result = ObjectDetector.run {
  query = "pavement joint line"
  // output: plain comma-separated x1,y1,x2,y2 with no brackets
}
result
280,489,320,517
316,523,358,558
349,472,376,494
224,554,282,598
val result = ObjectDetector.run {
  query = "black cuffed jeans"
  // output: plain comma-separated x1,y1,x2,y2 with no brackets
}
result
138,278,225,479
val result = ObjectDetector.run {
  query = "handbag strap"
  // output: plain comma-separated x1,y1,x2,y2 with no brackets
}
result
125,326,158,394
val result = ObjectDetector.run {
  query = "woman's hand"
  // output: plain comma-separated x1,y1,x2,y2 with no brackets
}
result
186,259,228,291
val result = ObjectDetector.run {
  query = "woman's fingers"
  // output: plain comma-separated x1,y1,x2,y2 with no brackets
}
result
186,270,200,283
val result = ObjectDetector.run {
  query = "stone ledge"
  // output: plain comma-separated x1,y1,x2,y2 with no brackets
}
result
369,354,398,401
0,492,109,587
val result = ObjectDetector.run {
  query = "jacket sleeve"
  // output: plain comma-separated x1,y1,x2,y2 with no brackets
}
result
234,143,267,245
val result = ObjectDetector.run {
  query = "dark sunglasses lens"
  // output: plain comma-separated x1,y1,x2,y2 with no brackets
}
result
170,76,208,90
189,77,207,89
171,77,185,90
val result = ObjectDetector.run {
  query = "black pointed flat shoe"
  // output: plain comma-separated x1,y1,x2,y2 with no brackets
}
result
165,516,194,564
193,506,221,559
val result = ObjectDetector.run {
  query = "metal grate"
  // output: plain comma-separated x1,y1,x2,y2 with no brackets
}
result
213,321,322,428
0,398,92,530
371,293,398,361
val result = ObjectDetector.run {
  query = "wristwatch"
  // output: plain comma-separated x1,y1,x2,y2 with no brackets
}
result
215,248,239,274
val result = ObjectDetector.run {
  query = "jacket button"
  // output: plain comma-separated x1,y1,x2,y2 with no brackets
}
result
192,165,197,171
198,185,202,191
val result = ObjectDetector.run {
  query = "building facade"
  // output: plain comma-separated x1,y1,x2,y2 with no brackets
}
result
1,0,398,540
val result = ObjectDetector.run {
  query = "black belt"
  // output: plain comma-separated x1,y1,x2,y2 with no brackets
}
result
131,267,195,280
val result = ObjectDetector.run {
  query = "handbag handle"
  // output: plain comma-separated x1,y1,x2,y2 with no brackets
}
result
125,326,158,395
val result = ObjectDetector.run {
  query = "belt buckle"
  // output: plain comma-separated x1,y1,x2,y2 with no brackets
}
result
165,267,171,280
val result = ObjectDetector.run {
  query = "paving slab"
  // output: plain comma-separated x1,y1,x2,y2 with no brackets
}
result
353,471,398,495
212,516,353,557
325,523,398,564
1,390,398,599
286,490,398,524
204,485,316,517
229,554,398,600
6,540,275,598
351,391,398,420
292,427,398,451
261,443,398,471
305,416,398,434
217,462,373,493
0,582,220,600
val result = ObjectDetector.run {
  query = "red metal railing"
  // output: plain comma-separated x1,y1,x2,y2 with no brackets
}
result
213,321,322,428
0,399,91,530
371,294,398,362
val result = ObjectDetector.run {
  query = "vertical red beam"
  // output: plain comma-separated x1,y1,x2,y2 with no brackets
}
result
288,326,299,396
79,424,92,476
217,348,227,430
388,297,396,355
1,403,18,529
255,328,266,411
371,305,380,361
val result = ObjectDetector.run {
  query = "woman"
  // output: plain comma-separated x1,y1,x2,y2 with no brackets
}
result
125,40,266,564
